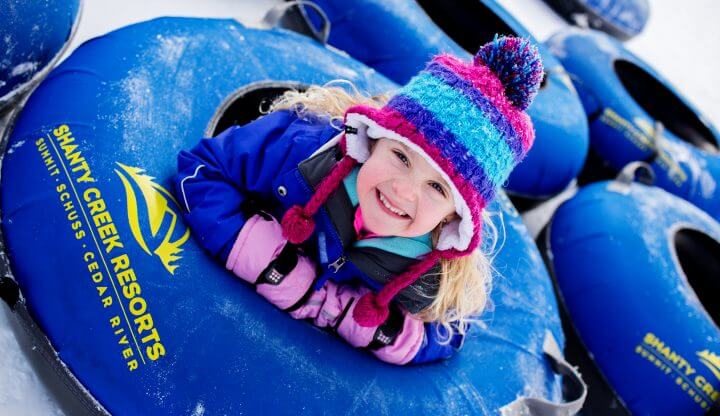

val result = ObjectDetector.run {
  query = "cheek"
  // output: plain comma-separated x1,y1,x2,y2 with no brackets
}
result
356,167,378,213
419,197,453,225
356,165,371,197
427,187,455,213
357,162,383,194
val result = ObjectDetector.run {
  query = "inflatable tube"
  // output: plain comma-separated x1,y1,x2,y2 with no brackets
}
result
0,0,82,110
291,0,589,201
540,176,720,415
547,28,720,222
0,17,567,415
543,0,649,41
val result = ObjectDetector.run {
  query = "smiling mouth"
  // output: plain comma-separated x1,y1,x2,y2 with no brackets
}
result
376,189,410,219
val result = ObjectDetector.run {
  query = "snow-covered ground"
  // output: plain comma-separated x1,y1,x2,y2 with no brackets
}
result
1,0,719,414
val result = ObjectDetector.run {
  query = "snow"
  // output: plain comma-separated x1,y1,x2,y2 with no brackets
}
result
7,139,25,154
0,311,64,416
191,401,206,416
9,62,39,77
64,0,278,57
1,0,720,414
662,137,717,199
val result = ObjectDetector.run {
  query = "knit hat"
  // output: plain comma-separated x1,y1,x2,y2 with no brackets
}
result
281,35,543,326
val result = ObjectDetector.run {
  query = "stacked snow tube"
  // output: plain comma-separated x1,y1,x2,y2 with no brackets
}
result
0,17,566,415
540,178,720,415
0,0,82,110
547,28,720,223
543,0,650,41
293,0,589,201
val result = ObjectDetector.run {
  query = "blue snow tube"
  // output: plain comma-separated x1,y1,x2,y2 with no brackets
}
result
543,0,649,40
541,177,720,415
293,0,589,200
546,28,720,223
0,0,82,109
0,17,569,415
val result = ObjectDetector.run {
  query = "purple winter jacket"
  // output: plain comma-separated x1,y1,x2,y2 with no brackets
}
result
171,109,465,364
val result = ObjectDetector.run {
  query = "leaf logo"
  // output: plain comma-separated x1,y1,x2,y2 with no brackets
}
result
697,349,720,382
114,162,190,275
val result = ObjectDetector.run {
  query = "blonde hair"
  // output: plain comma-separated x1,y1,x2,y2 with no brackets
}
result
268,82,502,343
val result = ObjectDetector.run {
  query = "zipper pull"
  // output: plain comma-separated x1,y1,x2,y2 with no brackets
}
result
328,256,347,273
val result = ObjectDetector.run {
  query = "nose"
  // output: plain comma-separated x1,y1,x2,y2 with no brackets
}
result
391,177,417,204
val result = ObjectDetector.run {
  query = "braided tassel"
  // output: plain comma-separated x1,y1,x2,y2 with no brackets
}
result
353,251,443,327
281,154,357,244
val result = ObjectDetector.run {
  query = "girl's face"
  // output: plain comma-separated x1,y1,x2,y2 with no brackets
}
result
356,138,456,238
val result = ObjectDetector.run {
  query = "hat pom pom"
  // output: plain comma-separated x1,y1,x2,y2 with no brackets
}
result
353,293,389,327
281,205,315,244
475,35,544,111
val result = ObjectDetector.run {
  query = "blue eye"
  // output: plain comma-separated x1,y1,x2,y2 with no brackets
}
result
393,150,409,166
430,182,446,197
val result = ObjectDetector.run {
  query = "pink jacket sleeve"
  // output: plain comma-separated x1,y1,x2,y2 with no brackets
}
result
225,214,425,365
289,280,425,365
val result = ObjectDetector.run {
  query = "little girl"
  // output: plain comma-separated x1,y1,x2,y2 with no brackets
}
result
172,36,543,365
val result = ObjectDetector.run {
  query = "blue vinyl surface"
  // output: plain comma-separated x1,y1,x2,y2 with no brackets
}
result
546,180,720,415
0,0,80,105
1,17,563,414
547,28,720,222
580,0,649,38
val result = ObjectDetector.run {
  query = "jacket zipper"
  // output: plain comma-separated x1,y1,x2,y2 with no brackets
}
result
328,255,347,273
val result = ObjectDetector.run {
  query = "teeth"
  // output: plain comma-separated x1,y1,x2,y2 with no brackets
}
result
379,191,407,217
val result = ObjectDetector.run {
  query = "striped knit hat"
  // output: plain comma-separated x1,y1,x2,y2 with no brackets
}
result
282,36,543,326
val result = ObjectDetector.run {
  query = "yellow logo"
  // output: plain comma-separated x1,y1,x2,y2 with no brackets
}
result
633,117,657,138
114,162,190,275
697,350,720,382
